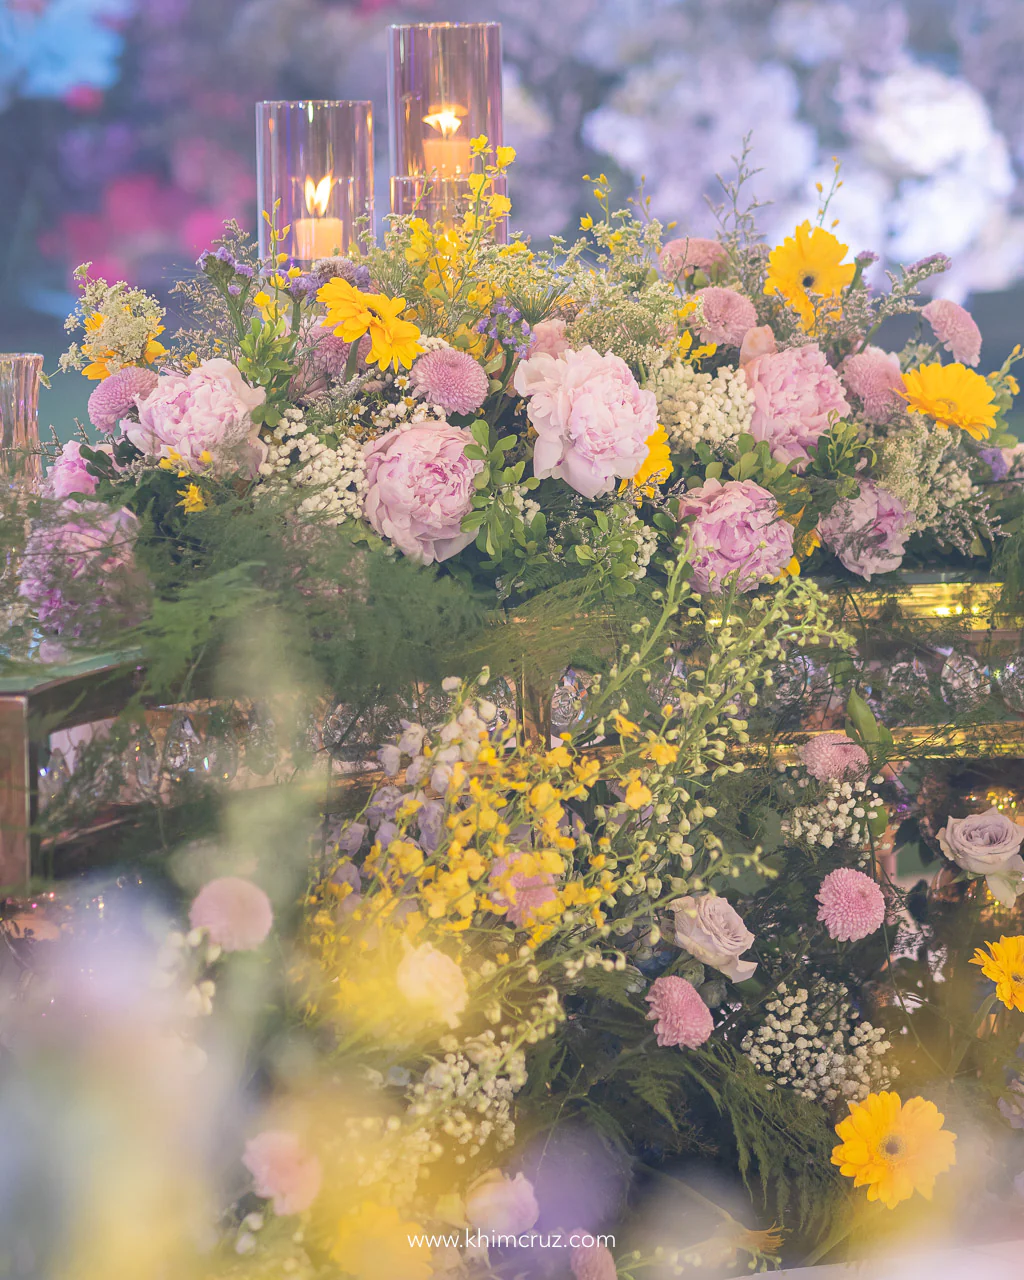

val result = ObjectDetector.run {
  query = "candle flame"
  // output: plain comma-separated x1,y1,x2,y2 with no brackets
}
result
422,106,465,139
304,173,333,217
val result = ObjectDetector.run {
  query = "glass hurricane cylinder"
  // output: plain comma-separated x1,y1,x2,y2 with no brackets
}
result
255,100,374,264
388,22,505,239
0,353,43,481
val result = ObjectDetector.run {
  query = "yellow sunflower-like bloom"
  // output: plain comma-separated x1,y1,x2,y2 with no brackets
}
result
831,1091,956,1209
620,425,673,503
764,221,856,332
366,295,425,372
971,935,1024,1011
318,277,379,342
900,361,998,441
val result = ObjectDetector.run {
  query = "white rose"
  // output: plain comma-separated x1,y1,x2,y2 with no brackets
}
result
671,894,757,983
396,942,467,1028
465,1171,539,1234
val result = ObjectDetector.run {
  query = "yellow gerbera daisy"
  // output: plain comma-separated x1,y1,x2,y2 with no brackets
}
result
365,296,424,372
621,425,673,502
900,361,997,441
832,1091,956,1209
971,935,1024,1011
764,221,856,331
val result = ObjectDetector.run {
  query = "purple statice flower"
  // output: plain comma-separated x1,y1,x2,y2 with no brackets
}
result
309,257,372,293
980,447,1010,481
907,253,952,275
20,501,143,637
234,263,255,280
855,250,880,267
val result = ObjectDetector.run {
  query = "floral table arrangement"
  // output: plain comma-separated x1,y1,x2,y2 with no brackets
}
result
2,147,1024,1279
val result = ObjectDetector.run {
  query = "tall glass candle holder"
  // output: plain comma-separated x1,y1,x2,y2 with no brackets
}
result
388,22,505,239
0,353,43,481
256,100,374,264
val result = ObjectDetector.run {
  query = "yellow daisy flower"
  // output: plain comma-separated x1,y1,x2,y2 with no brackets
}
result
365,295,425,372
622,425,673,503
831,1090,956,1209
900,361,998,441
971,935,1024,1011
764,221,856,331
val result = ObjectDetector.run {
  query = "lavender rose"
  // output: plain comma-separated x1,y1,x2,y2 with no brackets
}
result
513,345,656,499
678,478,794,593
938,807,1024,907
363,423,483,564
123,358,266,476
43,440,113,500
743,343,849,469
671,894,757,983
818,480,912,580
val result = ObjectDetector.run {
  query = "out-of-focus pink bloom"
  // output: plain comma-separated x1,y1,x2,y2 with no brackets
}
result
645,976,714,1048
243,1131,322,1215
739,325,777,366
818,480,912,580
489,854,557,928
44,440,112,500
799,732,870,781
842,346,905,423
465,1171,540,1233
661,236,727,278
693,287,758,347
529,318,570,358
188,877,273,952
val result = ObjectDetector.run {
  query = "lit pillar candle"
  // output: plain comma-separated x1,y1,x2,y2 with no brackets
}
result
421,105,472,178
293,173,347,260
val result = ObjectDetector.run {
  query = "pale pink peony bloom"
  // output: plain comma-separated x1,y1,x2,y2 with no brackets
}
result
465,1171,540,1233
362,423,483,564
799,732,870,781
671,894,757,982
242,1130,322,1215
489,854,557,928
124,358,267,476
572,1241,618,1280
841,346,905,423
411,347,490,416
513,345,657,499
678,477,794,593
87,365,159,431
818,480,911,580
922,299,982,367
44,440,113,500
645,975,714,1048
744,344,850,469
693,287,758,347
188,876,273,951
661,236,727,279
739,325,777,367
816,868,885,942
529,318,570,358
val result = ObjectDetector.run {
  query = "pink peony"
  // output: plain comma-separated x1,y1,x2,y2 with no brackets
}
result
661,236,727,278
645,975,714,1048
799,732,870,781
529,318,570,358
744,344,849,469
465,1171,540,1234
513,346,657,499
242,1131,322,1215
362,423,483,564
739,325,777,366
678,478,794,593
19,500,141,635
411,347,490,416
572,1242,618,1280
123,358,266,476
489,854,558,928
188,876,273,951
87,365,159,432
818,480,911,580
841,346,906,423
693,287,758,347
44,440,112,500
922,299,982,367
816,868,885,942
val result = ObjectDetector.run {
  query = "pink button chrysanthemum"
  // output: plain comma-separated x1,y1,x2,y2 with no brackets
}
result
841,346,905,423
87,366,159,432
411,347,490,416
661,236,727,278
799,732,869,782
572,1241,618,1280
693,286,758,347
922,299,982,367
189,876,273,951
645,975,714,1048
816,868,885,941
